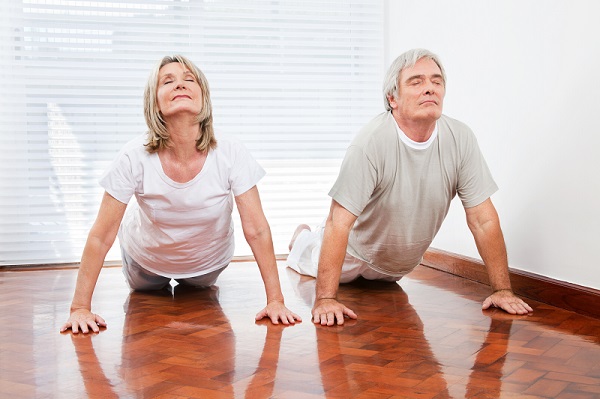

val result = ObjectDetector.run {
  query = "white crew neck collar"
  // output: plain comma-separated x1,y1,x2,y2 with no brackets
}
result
394,121,438,150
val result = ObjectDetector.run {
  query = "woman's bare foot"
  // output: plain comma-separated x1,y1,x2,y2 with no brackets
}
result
289,224,311,251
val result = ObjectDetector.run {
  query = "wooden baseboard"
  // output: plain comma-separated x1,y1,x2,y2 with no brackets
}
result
422,248,600,320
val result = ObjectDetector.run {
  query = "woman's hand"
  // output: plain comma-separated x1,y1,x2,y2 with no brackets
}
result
60,309,107,334
255,300,302,325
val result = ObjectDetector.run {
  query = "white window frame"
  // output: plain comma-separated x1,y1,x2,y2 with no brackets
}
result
0,0,384,266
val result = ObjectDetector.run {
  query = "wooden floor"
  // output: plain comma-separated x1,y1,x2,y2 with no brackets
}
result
1,262,600,399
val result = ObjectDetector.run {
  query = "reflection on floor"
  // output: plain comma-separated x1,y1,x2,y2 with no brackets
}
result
1,261,599,398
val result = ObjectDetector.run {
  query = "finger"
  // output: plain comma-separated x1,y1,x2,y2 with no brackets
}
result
255,309,267,321
334,309,345,325
291,312,302,322
320,313,330,326
482,297,493,310
79,321,90,334
279,313,290,325
343,307,358,320
283,313,297,324
509,301,528,314
500,302,517,315
95,314,107,327
312,312,321,324
60,322,71,333
514,301,532,314
269,313,280,325
516,306,530,315
71,321,81,334
326,312,335,326
88,320,100,333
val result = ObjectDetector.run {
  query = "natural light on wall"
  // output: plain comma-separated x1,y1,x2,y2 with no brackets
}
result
0,0,383,266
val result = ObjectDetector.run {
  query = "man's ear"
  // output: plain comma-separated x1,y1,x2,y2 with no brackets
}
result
387,94,397,110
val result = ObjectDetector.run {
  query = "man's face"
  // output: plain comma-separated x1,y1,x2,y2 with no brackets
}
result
389,57,445,123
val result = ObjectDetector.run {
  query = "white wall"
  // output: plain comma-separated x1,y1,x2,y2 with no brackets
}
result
385,0,600,289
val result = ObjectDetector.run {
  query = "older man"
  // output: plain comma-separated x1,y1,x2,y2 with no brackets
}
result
287,48,532,326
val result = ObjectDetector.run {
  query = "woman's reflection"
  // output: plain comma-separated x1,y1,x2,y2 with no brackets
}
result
70,333,119,399
68,283,292,398
119,285,236,396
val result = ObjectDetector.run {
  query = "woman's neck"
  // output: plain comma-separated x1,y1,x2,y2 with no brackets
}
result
163,116,201,160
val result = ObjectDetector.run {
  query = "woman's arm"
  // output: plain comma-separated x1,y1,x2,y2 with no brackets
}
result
60,191,128,333
235,186,301,325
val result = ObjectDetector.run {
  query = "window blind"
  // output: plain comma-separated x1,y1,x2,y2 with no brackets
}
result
0,0,383,266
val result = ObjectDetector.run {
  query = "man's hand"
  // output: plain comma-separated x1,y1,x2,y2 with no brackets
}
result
312,298,357,326
482,289,533,315
255,300,302,325
60,309,107,334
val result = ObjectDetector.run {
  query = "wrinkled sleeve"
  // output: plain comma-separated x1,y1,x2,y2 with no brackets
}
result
99,151,136,204
229,141,266,197
328,145,377,217
457,130,498,208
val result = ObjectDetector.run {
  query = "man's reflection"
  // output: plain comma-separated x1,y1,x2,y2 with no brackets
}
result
464,315,512,398
285,268,451,397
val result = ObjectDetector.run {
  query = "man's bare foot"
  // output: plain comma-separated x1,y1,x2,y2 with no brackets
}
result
289,224,311,251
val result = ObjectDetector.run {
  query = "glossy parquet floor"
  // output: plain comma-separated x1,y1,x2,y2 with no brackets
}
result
1,261,600,399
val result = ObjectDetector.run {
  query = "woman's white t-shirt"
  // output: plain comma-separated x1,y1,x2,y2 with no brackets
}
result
99,133,265,278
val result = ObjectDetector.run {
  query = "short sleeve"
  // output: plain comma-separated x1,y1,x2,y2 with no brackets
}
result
99,150,136,204
229,141,266,197
457,132,498,208
328,145,377,216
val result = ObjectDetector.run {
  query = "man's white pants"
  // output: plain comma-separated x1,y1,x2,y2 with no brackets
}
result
286,224,401,283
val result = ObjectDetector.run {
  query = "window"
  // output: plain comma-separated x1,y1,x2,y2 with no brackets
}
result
0,0,383,266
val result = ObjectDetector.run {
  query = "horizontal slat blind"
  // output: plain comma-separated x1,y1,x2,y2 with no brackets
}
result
0,0,383,266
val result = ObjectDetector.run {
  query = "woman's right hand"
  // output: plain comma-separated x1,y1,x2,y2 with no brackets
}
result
60,309,107,334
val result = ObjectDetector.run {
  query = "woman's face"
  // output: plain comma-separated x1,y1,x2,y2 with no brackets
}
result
156,62,203,120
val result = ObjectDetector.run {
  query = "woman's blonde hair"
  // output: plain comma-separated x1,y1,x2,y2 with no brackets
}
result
143,55,216,153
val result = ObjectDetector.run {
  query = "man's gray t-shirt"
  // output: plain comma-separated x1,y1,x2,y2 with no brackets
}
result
329,112,498,276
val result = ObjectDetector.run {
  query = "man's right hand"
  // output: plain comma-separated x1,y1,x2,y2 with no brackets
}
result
311,298,357,326
60,309,107,334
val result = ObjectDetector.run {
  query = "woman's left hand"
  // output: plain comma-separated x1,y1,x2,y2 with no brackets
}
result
255,301,302,325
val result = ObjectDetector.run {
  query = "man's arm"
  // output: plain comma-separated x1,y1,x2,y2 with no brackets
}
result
465,198,532,314
312,200,359,326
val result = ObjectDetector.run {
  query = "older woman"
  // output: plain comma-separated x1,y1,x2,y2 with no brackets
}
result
61,55,300,333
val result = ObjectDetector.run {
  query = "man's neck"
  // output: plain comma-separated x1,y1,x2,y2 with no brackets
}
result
393,113,438,143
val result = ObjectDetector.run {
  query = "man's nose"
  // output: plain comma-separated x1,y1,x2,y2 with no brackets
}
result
424,80,436,95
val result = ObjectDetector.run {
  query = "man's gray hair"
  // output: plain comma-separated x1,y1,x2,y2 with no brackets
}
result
382,48,446,111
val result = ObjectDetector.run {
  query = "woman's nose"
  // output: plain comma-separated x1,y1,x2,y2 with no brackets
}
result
175,79,186,89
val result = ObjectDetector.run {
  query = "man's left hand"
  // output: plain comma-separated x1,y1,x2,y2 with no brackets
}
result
255,300,302,325
482,289,533,315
